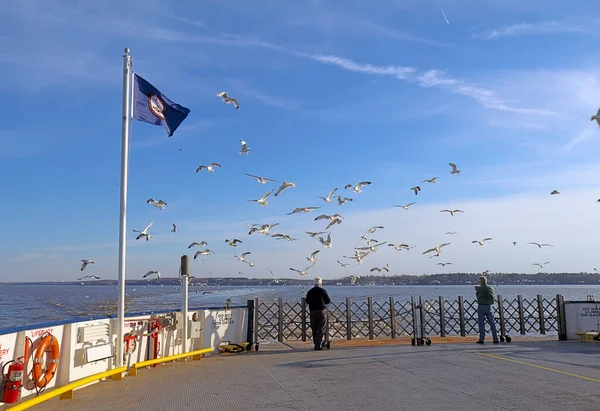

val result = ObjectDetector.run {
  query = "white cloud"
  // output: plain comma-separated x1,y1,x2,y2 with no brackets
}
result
475,20,599,41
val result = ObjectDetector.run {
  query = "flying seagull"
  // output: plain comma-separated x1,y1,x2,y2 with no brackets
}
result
306,250,320,263
274,181,295,196
344,181,371,194
513,242,517,246
528,242,554,248
423,177,439,184
235,252,252,263
287,206,320,215
440,209,464,216
337,260,349,268
334,196,353,206
80,259,95,271
147,198,167,209
449,163,461,175
78,275,100,280
410,186,421,195
143,270,161,279
289,264,315,277
317,188,338,203
445,232,458,235
317,232,332,248
217,91,239,109
472,238,492,246
248,189,274,207
350,275,361,285
196,163,221,173
394,202,415,210
245,173,277,184
370,265,389,272
239,140,250,155
533,262,551,268
171,224,177,233
225,239,242,247
194,249,215,259
362,226,384,240
550,190,560,195
436,262,452,266
133,222,153,241
423,243,450,257
388,243,412,251
306,231,327,238
271,233,297,241
591,108,600,127
188,241,208,249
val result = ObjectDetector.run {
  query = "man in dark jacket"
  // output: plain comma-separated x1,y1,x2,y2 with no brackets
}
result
305,277,331,350
475,275,498,344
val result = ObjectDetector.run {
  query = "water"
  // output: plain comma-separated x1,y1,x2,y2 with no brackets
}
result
1,283,597,332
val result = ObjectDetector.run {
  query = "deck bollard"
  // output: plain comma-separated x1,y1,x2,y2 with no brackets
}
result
301,298,307,342
439,296,446,337
346,297,352,340
367,297,374,339
517,295,526,335
389,297,396,339
246,299,254,350
254,297,259,347
497,295,506,337
277,298,284,342
537,295,546,335
458,296,466,337
557,294,567,340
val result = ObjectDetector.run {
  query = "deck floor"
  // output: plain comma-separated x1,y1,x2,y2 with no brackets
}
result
22,339,600,411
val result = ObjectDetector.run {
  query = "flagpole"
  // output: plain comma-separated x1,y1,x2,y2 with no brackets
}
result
116,47,133,369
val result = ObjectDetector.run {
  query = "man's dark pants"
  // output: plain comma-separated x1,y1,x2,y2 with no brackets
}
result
310,309,327,349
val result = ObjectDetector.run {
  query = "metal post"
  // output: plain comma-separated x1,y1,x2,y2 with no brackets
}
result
439,296,446,337
277,297,283,342
367,297,374,340
254,297,259,346
537,294,546,335
246,299,254,350
557,294,567,340
389,297,396,339
301,298,307,342
346,297,352,340
458,296,466,337
517,295,526,335
419,296,426,339
180,255,189,352
116,47,132,369
411,296,417,338
497,295,506,337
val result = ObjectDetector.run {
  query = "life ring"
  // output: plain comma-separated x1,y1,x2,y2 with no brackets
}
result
32,334,59,388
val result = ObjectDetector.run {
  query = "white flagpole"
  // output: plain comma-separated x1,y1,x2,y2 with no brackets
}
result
116,47,133,368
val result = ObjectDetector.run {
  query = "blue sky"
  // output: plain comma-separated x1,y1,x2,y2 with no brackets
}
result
2,0,600,281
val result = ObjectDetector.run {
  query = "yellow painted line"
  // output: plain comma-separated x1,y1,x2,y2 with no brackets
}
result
472,351,600,384
129,347,213,374
6,366,127,411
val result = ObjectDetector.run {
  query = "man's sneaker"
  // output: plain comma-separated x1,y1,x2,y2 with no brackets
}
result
493,340,499,344
476,340,484,344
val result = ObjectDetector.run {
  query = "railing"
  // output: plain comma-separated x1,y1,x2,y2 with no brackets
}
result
254,294,564,343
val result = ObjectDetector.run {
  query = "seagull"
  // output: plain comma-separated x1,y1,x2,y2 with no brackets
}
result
171,224,177,233
533,262,551,268
306,250,320,263
188,241,208,249
289,264,315,277
147,198,167,209
550,190,560,195
325,218,343,229
528,242,554,248
423,243,450,257
423,177,439,184
394,202,415,210
370,265,389,272
513,242,517,246
410,186,421,195
80,259,95,271
355,241,387,253
287,206,320,215
317,232,332,248
270,269,280,284
239,140,250,155
388,243,411,251
143,270,161,279
591,108,600,127
225,239,242,247
274,181,295,196
202,291,213,295
271,233,297,241
343,253,368,265
217,91,239,109
350,275,361,285
257,223,279,235
361,226,384,240
334,196,353,206
133,222,153,241
445,232,458,235
344,181,371,194
245,173,277,184
436,262,452,267
194,249,214,259
366,239,379,246
317,188,338,203
196,163,221,173
78,275,100,280
337,260,349,268
440,209,464,216
306,231,327,238
235,252,252,263
248,189,274,207
472,238,492,247
449,163,461,175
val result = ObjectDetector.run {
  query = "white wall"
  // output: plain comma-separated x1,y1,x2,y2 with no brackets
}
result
564,302,600,339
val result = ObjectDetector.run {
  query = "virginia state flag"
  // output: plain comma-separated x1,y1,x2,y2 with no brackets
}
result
132,74,190,137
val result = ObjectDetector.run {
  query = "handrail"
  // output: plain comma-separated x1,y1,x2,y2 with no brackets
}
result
127,347,213,376
5,366,127,411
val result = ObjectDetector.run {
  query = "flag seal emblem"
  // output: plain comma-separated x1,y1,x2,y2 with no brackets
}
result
148,94,166,120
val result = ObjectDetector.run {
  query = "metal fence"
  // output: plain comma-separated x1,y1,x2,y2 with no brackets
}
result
253,294,566,343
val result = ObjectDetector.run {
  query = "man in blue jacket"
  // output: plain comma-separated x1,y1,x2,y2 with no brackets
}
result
475,275,499,344
305,277,331,350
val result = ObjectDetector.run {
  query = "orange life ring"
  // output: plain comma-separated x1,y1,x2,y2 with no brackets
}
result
32,334,59,388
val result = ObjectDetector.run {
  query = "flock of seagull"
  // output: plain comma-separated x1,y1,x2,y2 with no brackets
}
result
74,99,600,286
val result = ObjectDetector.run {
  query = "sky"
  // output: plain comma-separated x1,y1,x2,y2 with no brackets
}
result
1,0,600,281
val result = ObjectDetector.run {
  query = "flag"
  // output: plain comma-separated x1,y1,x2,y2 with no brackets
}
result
132,74,190,137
